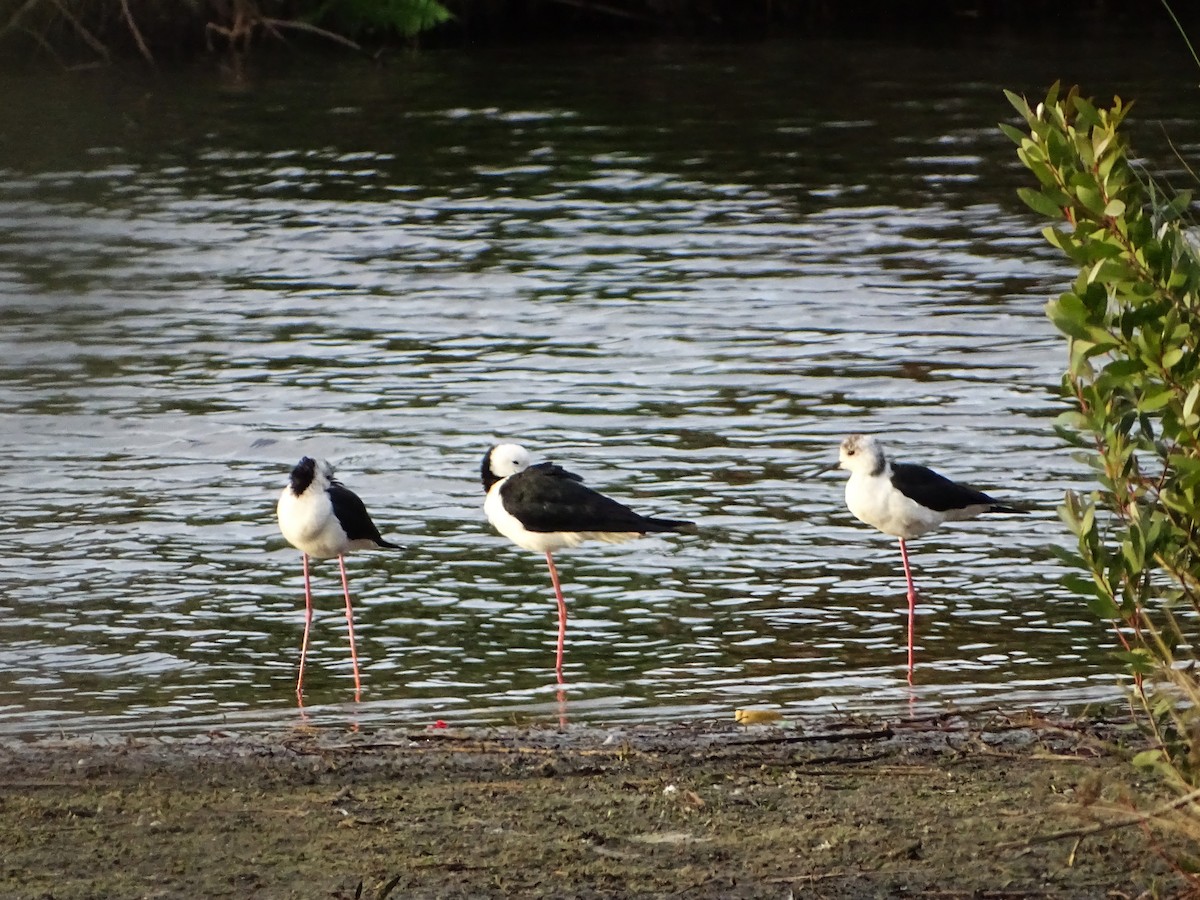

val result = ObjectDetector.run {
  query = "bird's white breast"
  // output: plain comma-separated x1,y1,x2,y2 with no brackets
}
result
844,471,945,540
277,486,350,559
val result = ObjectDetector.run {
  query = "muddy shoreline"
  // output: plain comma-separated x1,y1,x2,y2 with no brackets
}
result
0,714,1185,899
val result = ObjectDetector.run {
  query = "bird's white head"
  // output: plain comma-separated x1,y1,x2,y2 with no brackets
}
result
482,443,532,492
838,434,887,477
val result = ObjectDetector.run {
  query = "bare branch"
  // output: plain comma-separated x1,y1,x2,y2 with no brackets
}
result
120,0,155,67
261,17,362,52
541,0,653,22
48,0,109,62
0,0,47,38
14,22,67,68
997,785,1200,850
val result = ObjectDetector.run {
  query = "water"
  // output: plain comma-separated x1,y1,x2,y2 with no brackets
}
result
0,37,1196,736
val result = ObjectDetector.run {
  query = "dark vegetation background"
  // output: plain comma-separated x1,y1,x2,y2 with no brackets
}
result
2,0,1197,68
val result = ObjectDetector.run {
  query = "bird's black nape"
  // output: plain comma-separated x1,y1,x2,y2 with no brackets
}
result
481,447,499,493
289,457,317,495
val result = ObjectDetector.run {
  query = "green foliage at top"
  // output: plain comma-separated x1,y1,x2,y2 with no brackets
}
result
1004,84,1200,782
310,0,452,39
0,0,454,66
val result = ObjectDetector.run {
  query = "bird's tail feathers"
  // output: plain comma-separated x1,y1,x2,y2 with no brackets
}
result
988,503,1027,515
642,517,699,535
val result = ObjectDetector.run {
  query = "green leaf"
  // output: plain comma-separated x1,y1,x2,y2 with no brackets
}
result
1081,326,1120,352
1166,190,1194,217
1141,387,1176,411
1003,89,1033,120
1061,573,1100,598
1116,648,1156,675
1161,346,1185,370
1049,543,1085,567
1054,410,1089,432
1042,226,1082,259
1046,293,1092,339
998,122,1028,146
1131,748,1166,770
1079,502,1096,537
1074,183,1106,216
1183,382,1200,420
1087,593,1121,619
1081,238,1125,260
1073,95,1102,129
1098,151,1122,181
1017,186,1066,219
1101,358,1145,378
1122,528,1145,571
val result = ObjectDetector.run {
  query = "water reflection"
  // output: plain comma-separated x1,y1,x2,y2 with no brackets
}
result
0,38,1191,735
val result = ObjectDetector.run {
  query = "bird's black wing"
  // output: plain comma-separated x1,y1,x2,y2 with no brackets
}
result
328,482,400,548
529,461,584,483
890,462,1003,513
503,464,693,534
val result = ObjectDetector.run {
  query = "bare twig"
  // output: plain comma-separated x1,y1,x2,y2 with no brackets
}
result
541,0,654,23
14,22,67,67
0,0,44,37
765,868,872,884
997,785,1200,850
261,17,362,52
727,726,892,747
119,0,154,67
1160,0,1200,73
283,738,632,758
48,0,109,61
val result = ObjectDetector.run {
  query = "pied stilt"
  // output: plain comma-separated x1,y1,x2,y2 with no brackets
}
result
276,456,399,700
481,443,696,678
836,434,1024,683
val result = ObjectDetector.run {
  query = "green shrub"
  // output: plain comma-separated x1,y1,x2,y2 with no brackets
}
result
1004,84,1200,790
0,0,453,64
309,0,452,40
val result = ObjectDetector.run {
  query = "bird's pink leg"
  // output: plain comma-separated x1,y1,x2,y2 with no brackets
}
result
337,555,363,702
297,553,314,701
544,551,568,682
898,538,917,685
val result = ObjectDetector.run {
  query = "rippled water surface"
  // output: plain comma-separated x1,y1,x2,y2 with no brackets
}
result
1,38,1197,735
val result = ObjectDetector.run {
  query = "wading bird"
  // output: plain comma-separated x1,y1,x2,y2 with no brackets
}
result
836,433,1024,684
482,443,695,679
277,456,399,700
